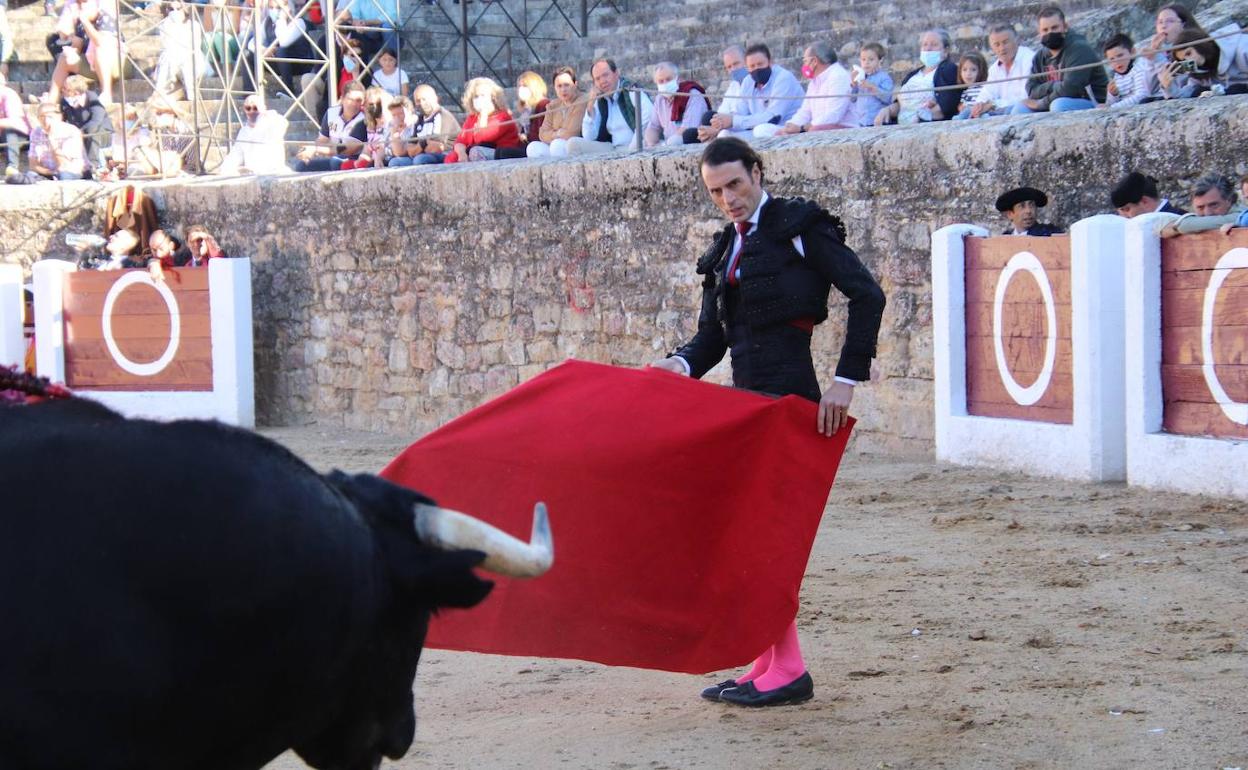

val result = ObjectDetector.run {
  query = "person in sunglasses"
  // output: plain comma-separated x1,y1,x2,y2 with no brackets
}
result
218,93,290,176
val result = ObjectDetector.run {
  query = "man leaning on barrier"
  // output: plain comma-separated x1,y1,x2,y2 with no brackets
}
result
568,58,653,155
1160,173,1246,237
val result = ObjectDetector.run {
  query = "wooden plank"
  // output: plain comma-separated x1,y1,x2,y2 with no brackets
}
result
1162,326,1248,366
1160,229,1248,273
66,358,214,390
66,338,214,362
966,400,1074,424
965,268,1071,307
967,365,1074,409
1162,266,1248,291
964,235,1071,270
965,302,1072,339
65,289,211,316
1162,400,1248,440
1162,364,1248,404
1161,286,1248,329
966,334,1074,376
65,314,212,342
65,268,211,294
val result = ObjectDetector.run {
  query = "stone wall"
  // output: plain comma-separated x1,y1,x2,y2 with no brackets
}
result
3,98,1245,454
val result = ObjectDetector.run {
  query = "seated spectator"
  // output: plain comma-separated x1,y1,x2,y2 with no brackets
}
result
298,36,372,122
1111,171,1186,217
1142,4,1203,67
685,45,748,143
184,225,227,265
1102,34,1159,107
5,102,85,183
153,1,205,101
132,99,194,178
960,25,1034,119
568,58,653,154
0,0,11,73
848,43,893,127
772,42,852,136
0,69,29,179
1012,6,1107,114
259,0,314,95
875,29,959,125
1210,20,1248,94
217,93,290,175
48,0,123,104
381,96,418,167
1160,174,1245,237
372,48,408,98
951,52,989,120
642,62,709,147
527,66,586,158
59,74,111,173
444,77,521,163
394,84,461,165
497,70,550,159
336,0,399,65
996,186,1063,236
1158,29,1222,98
293,80,368,172
342,85,391,169
148,229,193,267
707,43,803,139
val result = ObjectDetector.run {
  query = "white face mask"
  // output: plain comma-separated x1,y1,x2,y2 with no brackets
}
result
473,94,494,114
517,85,532,104
656,79,678,94
268,8,280,20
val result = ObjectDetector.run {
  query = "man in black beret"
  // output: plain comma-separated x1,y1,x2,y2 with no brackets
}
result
1110,171,1187,218
995,186,1063,236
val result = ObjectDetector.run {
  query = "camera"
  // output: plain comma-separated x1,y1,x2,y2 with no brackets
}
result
1175,58,1199,74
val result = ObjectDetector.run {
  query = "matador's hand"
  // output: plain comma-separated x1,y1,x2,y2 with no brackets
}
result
817,381,854,436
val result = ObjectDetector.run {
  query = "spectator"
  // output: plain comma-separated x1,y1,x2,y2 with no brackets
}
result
527,66,585,158
217,93,290,175
0,69,28,179
1209,20,1248,94
59,75,111,173
1142,4,1203,65
0,0,13,74
569,58,653,154
372,48,409,98
686,45,750,143
950,52,989,120
83,228,139,270
184,225,227,266
344,86,390,169
1102,33,1159,107
961,25,1035,119
1111,171,1186,217
1158,29,1221,98
5,102,85,183
875,29,959,125
848,43,893,127
1012,6,1108,114
382,96,419,167
336,0,399,65
709,43,803,139
444,77,521,163
148,229,193,268
397,84,461,165
202,0,244,78
773,42,852,136
497,70,550,159
46,0,123,104
1160,174,1244,237
298,36,371,121
153,1,205,101
643,62,709,147
293,80,368,172
996,186,1063,236
257,0,313,95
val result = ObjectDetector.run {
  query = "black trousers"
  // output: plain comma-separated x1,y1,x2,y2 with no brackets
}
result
727,323,822,403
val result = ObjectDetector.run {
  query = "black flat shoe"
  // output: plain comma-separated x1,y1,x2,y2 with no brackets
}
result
719,672,814,707
699,679,740,701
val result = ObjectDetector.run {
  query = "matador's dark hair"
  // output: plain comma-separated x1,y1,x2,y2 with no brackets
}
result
700,136,764,181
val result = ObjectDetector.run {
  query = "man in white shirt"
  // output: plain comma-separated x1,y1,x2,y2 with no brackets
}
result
218,93,290,175
568,58,653,155
713,43,805,140
962,25,1035,119
770,42,852,136
686,45,748,144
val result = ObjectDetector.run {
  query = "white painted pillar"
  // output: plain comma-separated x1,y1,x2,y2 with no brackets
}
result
0,265,23,368
32,260,77,384
209,257,255,428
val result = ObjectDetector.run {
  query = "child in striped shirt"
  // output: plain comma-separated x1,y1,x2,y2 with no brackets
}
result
954,52,989,118
1103,33,1159,107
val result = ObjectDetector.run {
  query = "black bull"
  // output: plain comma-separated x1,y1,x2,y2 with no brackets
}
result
0,398,552,770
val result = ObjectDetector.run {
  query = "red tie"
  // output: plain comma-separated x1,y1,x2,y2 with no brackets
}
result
725,221,749,286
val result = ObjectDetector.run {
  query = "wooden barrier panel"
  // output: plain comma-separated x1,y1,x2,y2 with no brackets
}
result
1160,230,1248,439
964,235,1073,424
62,268,213,391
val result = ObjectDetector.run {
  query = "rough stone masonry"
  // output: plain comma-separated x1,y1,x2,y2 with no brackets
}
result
3,98,1245,454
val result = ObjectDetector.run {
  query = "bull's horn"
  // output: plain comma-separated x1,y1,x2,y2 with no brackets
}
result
412,502,553,578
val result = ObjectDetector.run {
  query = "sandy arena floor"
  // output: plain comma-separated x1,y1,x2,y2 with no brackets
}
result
261,425,1248,770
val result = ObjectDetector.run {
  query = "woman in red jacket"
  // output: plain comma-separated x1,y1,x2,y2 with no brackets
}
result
444,77,521,163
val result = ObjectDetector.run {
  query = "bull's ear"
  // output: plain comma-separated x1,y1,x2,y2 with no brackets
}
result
401,549,495,610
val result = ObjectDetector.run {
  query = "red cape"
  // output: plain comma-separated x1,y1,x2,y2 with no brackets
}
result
381,360,853,673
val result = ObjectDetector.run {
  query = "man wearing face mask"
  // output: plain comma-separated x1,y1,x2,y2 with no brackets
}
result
643,62,709,147
710,43,805,140
1012,5,1106,114
58,74,110,174
772,42,852,136
218,93,290,175
686,46,748,144
568,57,653,155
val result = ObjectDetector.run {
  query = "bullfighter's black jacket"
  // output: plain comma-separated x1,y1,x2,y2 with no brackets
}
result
673,195,886,386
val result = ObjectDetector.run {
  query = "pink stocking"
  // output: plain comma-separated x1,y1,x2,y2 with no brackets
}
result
733,647,773,685
750,620,806,692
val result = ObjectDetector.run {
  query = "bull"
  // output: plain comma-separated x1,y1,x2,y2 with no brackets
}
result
0,396,553,770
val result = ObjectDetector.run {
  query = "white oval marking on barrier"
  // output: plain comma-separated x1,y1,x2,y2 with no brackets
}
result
992,251,1058,406
101,271,181,377
1200,247,1248,425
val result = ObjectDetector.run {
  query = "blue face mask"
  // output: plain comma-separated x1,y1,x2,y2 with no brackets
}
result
730,67,748,82
919,50,943,68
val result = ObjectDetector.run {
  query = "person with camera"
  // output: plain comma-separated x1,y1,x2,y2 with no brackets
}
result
1158,29,1224,98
